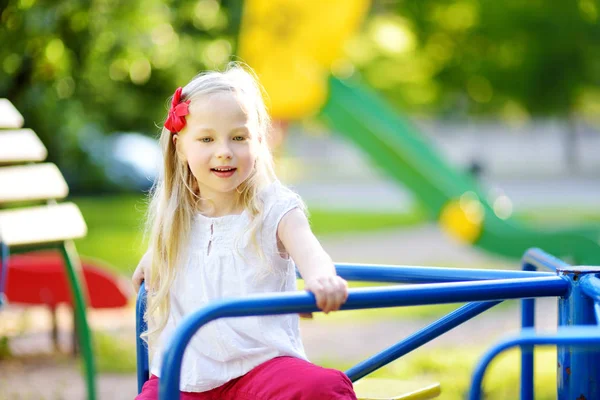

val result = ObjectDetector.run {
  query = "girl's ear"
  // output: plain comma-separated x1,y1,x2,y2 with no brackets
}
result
172,134,186,162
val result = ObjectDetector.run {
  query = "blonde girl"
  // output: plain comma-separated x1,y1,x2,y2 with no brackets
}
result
132,63,356,400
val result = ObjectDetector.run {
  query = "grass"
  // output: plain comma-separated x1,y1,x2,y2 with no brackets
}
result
93,331,137,374
319,346,558,400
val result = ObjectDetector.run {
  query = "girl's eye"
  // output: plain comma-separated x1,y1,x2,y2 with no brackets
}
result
199,137,213,143
233,136,246,141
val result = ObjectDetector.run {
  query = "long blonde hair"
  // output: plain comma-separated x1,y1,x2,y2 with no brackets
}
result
143,63,277,345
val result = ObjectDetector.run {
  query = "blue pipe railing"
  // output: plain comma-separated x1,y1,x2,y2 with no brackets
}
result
521,247,569,272
469,327,600,400
158,276,568,399
345,300,502,381
333,263,554,284
518,247,574,400
581,274,600,324
136,248,600,399
136,283,149,394
0,241,9,307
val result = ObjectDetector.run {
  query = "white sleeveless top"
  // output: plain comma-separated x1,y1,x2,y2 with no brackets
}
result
150,180,308,392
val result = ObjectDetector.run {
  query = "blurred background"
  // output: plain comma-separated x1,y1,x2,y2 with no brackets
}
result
1,0,599,399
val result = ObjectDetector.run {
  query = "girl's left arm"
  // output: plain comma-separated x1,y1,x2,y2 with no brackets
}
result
277,208,348,314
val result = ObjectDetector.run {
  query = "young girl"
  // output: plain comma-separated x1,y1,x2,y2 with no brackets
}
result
131,64,356,400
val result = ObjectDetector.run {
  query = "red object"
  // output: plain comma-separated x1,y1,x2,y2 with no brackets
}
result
3,251,130,308
164,87,190,133
136,356,356,400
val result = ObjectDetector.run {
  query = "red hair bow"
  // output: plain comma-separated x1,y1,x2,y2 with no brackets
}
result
164,87,190,133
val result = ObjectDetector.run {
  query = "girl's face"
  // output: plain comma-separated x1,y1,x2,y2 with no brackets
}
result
174,91,259,201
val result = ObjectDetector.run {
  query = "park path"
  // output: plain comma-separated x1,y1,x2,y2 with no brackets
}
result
0,225,559,400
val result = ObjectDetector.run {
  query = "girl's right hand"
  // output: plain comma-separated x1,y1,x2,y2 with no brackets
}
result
132,250,151,293
132,264,145,293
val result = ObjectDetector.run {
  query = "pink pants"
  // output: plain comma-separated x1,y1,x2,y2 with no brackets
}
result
136,356,356,400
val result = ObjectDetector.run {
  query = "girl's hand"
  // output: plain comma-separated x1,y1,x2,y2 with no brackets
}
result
132,250,151,293
132,264,145,293
303,275,349,314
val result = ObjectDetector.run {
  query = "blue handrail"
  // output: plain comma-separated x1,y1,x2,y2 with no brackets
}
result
136,282,149,394
345,300,502,381
158,276,568,399
333,263,554,283
580,274,600,324
522,247,569,272
0,241,9,306
469,327,600,400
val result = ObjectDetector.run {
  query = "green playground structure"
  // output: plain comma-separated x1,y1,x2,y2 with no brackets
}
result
319,77,600,265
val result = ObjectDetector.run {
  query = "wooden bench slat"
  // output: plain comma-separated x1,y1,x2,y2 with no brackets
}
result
0,99,24,129
0,203,87,246
0,129,47,164
0,163,69,204
354,378,441,400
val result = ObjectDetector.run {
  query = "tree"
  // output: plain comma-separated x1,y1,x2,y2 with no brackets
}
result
0,0,234,191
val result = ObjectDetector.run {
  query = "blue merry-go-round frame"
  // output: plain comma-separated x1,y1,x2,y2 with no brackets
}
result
135,248,600,400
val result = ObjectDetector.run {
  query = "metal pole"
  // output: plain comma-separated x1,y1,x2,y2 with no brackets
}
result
520,261,536,400
0,241,9,306
345,301,501,381
556,266,600,400
136,282,150,393
60,241,97,400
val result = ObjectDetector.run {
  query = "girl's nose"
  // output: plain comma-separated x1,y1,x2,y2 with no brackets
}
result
216,144,233,159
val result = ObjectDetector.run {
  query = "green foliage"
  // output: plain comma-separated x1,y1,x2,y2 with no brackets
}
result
0,0,234,192
348,1,600,121
2,1,599,192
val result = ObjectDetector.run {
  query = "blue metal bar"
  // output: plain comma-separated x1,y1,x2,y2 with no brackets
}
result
0,241,9,306
594,303,600,325
520,259,538,400
580,274,600,324
522,248,569,272
557,266,600,400
581,274,600,300
332,263,554,284
345,301,502,381
159,277,568,399
136,282,150,394
469,328,600,400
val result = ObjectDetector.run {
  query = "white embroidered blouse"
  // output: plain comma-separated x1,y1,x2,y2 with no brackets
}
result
150,180,308,392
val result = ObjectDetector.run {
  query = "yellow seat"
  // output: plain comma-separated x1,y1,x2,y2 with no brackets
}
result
354,378,441,400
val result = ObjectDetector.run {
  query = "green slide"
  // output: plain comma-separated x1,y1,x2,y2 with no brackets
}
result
319,77,600,265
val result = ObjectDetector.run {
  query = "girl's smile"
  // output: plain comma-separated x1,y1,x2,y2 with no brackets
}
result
211,166,237,178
